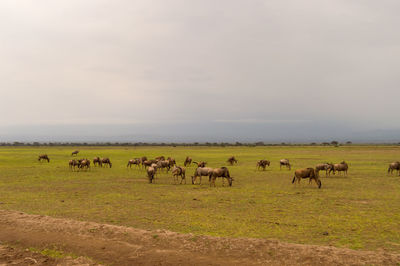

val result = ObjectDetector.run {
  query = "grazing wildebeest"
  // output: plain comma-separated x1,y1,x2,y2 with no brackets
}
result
140,156,148,167
330,161,348,175
184,156,192,167
388,161,400,175
280,159,291,170
193,161,207,168
227,156,238,165
156,160,170,172
93,157,102,167
192,167,214,185
147,166,156,183
101,158,112,168
315,163,334,177
142,160,153,168
69,159,80,170
292,168,321,188
38,154,50,163
209,167,233,187
256,160,270,171
127,158,141,168
71,150,79,156
78,159,90,171
172,166,186,184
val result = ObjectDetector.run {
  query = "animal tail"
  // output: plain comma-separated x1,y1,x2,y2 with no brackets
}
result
292,176,296,183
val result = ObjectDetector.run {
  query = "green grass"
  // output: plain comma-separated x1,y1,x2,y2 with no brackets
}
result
0,146,400,252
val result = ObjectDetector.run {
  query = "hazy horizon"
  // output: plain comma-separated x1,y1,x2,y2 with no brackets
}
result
1,1,399,143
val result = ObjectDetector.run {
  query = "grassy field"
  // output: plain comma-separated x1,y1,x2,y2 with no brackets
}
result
0,146,399,252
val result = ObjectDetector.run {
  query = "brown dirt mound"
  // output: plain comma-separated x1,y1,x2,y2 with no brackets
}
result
0,210,399,265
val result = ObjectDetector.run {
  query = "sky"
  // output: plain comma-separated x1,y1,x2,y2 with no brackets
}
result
0,0,399,142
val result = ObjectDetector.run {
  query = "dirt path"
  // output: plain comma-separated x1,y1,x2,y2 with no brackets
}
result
0,210,399,265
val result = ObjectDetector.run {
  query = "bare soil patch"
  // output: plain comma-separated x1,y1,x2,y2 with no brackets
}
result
0,210,399,265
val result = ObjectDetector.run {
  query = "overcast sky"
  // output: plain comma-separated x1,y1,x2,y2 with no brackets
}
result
0,1,399,142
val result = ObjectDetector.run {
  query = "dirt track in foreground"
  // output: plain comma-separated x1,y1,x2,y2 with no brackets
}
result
0,210,399,265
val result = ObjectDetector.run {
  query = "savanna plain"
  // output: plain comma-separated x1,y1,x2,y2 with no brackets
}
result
0,145,400,264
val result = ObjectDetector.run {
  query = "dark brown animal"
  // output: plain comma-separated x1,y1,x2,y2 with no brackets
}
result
156,160,170,172
330,161,348,175
71,150,79,156
192,167,214,184
184,156,192,167
93,157,102,167
292,168,321,188
209,167,233,187
167,157,176,168
69,159,80,170
227,156,238,165
38,154,50,163
388,161,400,175
280,159,291,170
256,160,270,171
172,166,186,184
155,156,165,161
78,159,90,171
127,158,141,168
101,158,112,168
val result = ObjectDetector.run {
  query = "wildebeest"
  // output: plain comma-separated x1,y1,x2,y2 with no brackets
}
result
127,158,141,168
156,160,170,172
227,156,238,165
79,159,90,171
71,150,79,156
184,156,192,167
256,160,270,171
167,157,176,168
192,167,214,185
155,156,165,161
147,166,156,183
69,159,80,170
280,159,291,170
330,161,348,175
38,154,50,163
140,156,148,167
315,163,334,177
388,161,400,175
101,158,112,168
292,168,321,188
172,166,186,184
93,157,102,167
209,167,233,187
193,161,207,168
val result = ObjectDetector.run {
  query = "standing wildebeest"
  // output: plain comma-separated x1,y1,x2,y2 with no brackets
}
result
155,156,165,161
38,154,50,162
140,156,148,167
93,157,102,167
71,150,79,156
78,159,90,171
69,159,80,170
156,160,170,172
127,158,141,168
209,167,233,187
227,156,238,165
256,160,270,171
192,167,214,185
292,168,321,188
388,161,400,175
315,163,334,177
184,156,192,167
172,166,186,184
280,159,291,170
101,158,112,168
193,161,207,168
167,157,176,168
147,166,156,183
330,161,348,175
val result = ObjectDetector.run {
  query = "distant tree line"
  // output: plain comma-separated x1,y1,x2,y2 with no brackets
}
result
0,140,397,147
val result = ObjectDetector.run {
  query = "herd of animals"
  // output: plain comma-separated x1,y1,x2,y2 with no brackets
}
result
37,151,400,189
